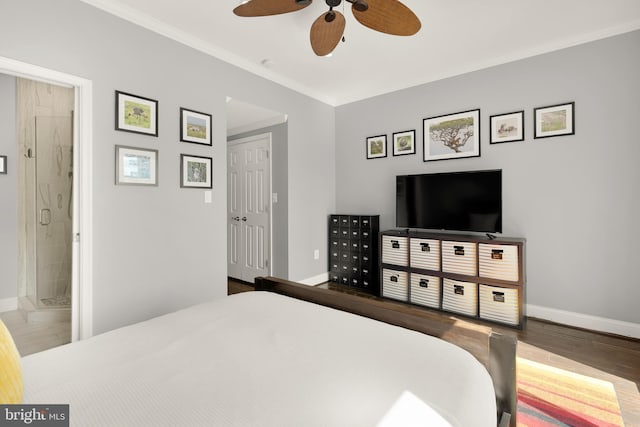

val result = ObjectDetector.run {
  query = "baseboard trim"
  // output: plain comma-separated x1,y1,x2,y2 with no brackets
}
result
0,297,18,313
298,272,329,286
527,304,640,339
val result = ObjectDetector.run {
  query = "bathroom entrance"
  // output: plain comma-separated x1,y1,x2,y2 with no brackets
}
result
17,78,74,336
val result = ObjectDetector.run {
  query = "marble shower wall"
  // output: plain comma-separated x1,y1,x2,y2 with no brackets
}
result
17,79,74,306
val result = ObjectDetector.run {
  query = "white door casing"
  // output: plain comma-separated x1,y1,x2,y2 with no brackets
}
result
0,55,93,341
228,133,272,283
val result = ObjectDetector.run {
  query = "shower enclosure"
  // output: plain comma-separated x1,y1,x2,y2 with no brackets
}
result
28,116,73,308
18,79,74,324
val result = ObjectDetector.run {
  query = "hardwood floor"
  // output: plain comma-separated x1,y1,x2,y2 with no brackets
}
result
5,279,636,424
0,310,71,356
229,278,640,426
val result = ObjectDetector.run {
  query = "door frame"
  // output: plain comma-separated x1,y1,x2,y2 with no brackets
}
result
227,132,273,280
0,56,94,341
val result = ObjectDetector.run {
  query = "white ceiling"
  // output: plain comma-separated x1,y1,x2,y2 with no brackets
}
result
83,0,640,107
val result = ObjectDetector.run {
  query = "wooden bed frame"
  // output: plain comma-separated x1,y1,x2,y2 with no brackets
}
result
255,276,517,427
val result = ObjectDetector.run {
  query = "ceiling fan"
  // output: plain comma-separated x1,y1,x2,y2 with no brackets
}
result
233,0,421,56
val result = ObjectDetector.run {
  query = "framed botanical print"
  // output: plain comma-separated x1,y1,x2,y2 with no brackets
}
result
115,91,158,136
490,111,524,144
180,154,212,188
423,109,480,161
392,130,416,156
115,145,158,186
180,108,212,146
534,102,574,139
366,135,387,159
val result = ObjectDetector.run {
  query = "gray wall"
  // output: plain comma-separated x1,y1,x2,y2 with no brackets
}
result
0,0,335,333
228,122,289,278
0,74,17,301
335,31,640,324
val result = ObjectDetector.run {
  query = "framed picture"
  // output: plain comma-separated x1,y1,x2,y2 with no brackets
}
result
180,154,212,188
490,111,524,144
115,90,158,136
180,108,212,146
534,102,574,139
392,130,416,156
423,109,480,161
366,135,387,159
0,156,6,174
115,145,158,186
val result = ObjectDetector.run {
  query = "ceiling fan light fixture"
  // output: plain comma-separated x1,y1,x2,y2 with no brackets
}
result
353,0,368,12
324,11,336,22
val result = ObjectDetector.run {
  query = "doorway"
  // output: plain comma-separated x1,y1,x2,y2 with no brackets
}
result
0,56,93,343
227,133,272,283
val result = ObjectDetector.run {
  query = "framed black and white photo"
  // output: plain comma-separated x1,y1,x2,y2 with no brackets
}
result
0,155,7,174
180,108,212,146
366,135,387,159
392,130,416,156
490,111,524,144
423,109,480,161
534,102,574,139
115,90,158,136
115,145,158,186
180,154,212,188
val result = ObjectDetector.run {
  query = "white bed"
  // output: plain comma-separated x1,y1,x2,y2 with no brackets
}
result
22,285,503,426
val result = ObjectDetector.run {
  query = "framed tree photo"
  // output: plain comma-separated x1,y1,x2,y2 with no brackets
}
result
115,91,158,136
534,102,574,139
180,108,212,146
180,154,212,188
392,130,416,156
366,135,387,159
423,109,480,161
115,145,158,186
490,111,524,144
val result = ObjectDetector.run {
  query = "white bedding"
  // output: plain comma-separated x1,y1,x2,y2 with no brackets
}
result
22,291,496,427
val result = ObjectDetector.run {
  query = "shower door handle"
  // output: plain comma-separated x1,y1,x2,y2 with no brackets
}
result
40,208,51,226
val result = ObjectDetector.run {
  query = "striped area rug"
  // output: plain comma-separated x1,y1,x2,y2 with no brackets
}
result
517,358,625,427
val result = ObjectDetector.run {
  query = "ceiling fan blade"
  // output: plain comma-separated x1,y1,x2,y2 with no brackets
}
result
352,0,421,36
310,11,346,56
234,0,311,17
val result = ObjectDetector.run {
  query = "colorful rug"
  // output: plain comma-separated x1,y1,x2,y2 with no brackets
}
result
517,358,625,427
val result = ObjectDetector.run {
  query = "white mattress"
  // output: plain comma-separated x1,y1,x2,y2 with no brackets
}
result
22,292,496,427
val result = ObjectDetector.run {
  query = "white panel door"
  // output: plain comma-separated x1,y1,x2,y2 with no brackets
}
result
227,133,271,283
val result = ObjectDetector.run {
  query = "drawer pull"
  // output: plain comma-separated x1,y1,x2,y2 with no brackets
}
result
390,275,398,283
454,246,465,256
420,242,431,252
493,291,505,303
491,249,504,260
419,279,429,288
391,240,400,249
454,285,465,295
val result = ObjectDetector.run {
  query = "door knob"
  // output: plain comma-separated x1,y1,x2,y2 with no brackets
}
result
232,216,240,221
242,217,247,222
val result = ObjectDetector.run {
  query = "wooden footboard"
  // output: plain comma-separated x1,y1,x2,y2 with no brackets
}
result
255,276,517,427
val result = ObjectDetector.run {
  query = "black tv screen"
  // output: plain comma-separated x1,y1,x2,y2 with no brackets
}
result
396,170,502,233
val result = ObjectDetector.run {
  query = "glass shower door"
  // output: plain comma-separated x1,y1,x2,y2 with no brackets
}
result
34,116,73,308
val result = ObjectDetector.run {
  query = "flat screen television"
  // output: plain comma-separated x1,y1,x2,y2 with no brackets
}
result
396,169,502,233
